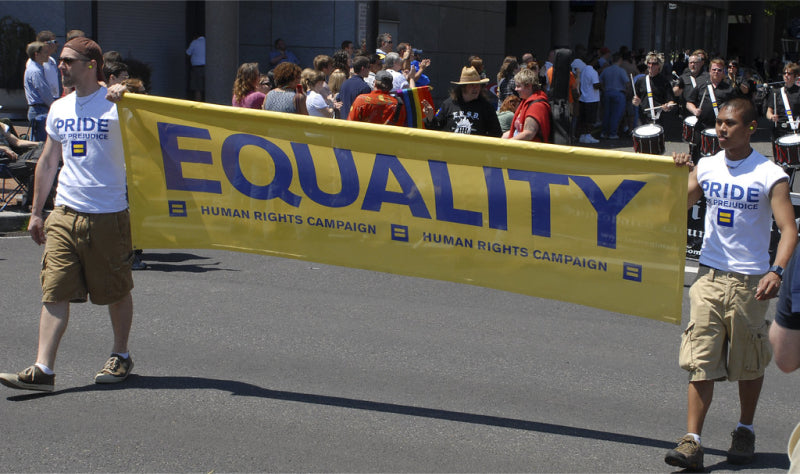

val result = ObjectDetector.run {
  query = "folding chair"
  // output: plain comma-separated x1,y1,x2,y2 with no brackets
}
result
0,160,31,211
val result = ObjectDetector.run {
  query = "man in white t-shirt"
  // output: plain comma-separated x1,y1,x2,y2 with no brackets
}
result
0,37,136,393
384,52,410,91
665,98,798,471
186,34,206,101
577,58,600,144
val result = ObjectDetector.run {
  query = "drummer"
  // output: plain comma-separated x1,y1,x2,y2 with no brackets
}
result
631,51,676,126
673,51,709,119
766,62,800,157
686,58,737,160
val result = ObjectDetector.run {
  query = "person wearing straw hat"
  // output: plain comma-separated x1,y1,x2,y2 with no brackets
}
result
425,66,501,137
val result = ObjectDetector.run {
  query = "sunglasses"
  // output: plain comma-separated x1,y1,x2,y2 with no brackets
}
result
710,68,723,72
58,57,90,65
728,64,737,68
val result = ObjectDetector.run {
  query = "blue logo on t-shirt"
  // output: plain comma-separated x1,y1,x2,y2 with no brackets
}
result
71,141,86,157
717,208,734,227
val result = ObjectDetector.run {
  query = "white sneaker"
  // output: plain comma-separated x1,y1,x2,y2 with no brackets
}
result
580,134,599,144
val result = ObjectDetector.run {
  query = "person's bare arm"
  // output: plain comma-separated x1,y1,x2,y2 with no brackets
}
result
510,116,540,141
27,137,62,245
756,180,798,300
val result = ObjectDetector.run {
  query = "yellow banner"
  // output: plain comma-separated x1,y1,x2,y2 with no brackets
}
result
117,95,687,324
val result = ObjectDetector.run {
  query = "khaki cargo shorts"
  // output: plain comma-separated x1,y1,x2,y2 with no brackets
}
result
679,265,772,382
40,206,134,305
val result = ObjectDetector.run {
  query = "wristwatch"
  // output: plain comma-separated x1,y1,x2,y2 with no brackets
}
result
768,265,784,279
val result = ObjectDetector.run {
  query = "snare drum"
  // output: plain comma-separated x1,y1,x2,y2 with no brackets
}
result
632,124,665,155
700,128,720,157
775,134,800,165
682,116,698,143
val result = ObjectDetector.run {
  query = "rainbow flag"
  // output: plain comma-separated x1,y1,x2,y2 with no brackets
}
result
397,86,434,129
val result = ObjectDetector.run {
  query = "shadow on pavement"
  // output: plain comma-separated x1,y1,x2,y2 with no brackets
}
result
5,374,789,469
137,252,236,274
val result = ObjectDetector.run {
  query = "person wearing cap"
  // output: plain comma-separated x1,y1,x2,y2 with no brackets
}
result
0,37,136,393
503,67,551,142
425,66,501,137
347,70,410,125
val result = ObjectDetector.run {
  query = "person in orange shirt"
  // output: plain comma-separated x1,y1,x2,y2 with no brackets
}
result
347,70,406,125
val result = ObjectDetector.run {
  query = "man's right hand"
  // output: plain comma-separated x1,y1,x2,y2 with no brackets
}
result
28,214,46,245
672,152,694,169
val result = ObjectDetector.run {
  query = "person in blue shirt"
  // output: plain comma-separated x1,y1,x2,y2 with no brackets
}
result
599,53,630,139
269,38,299,69
24,41,57,141
338,55,373,119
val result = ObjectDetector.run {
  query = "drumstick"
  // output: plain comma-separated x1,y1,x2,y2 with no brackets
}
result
630,74,638,98
644,105,665,112
774,91,779,129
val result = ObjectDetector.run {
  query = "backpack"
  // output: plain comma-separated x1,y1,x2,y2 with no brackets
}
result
526,98,573,145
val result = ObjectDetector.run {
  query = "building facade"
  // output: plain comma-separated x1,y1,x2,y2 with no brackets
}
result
0,0,791,114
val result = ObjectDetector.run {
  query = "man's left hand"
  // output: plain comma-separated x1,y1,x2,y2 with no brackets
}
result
106,84,128,103
756,272,782,300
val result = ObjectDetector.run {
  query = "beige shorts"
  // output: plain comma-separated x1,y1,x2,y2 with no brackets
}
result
789,421,800,473
41,206,134,305
679,265,772,382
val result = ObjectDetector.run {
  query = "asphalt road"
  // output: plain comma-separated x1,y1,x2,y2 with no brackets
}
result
0,234,799,473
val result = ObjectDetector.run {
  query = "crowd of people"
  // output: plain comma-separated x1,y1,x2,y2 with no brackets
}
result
226,37,800,158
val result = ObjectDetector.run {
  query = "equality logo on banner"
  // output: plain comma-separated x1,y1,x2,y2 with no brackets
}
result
116,95,688,324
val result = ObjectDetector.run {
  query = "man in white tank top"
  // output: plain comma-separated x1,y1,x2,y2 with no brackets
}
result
0,38,136,393
664,98,798,470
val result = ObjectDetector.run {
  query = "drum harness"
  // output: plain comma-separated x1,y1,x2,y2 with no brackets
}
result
645,76,661,122
706,84,720,119
780,87,799,132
